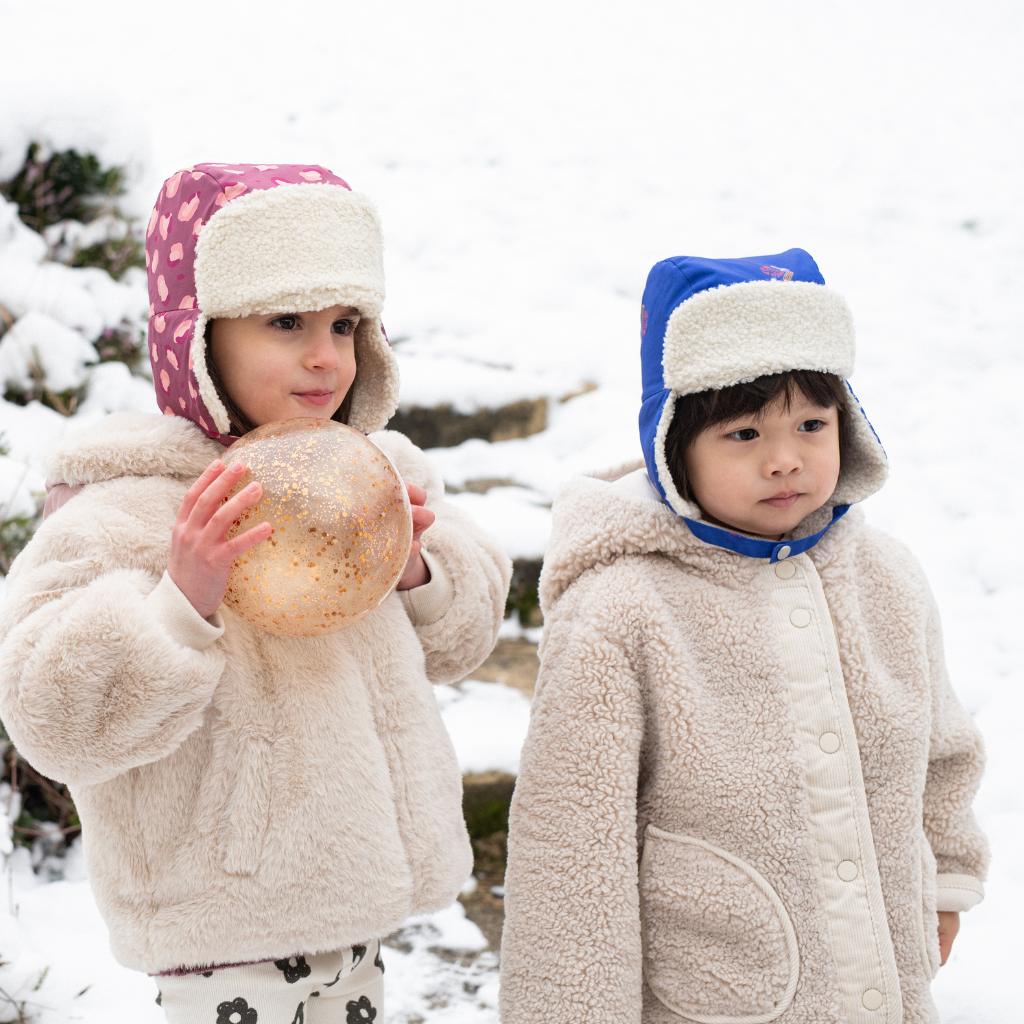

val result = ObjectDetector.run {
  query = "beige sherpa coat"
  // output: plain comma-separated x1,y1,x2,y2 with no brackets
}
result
500,466,987,1024
0,411,511,973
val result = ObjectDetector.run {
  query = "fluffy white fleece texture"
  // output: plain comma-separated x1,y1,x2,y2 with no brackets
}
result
0,412,512,974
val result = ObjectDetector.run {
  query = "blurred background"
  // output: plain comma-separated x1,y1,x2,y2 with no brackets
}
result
0,1,1020,1020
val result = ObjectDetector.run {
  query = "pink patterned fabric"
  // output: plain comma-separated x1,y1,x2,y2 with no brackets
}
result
42,481,85,520
144,164,351,446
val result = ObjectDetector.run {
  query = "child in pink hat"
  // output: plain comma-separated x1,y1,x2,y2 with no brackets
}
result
0,163,512,1022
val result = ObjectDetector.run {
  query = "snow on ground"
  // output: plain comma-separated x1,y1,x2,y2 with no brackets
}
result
1,0,1022,1021
445,487,552,561
437,680,532,775
1,845,497,1024
396,349,563,414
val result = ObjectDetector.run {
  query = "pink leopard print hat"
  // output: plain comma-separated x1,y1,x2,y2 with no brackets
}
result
144,163,399,445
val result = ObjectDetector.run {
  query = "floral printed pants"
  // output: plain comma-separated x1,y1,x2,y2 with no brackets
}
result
154,939,385,1024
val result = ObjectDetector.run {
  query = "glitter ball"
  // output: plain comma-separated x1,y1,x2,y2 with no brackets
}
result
221,418,412,636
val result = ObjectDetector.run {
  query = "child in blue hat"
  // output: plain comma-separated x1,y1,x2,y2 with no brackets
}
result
500,249,988,1024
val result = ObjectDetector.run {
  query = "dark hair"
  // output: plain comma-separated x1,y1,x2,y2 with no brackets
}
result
204,321,354,436
664,370,850,503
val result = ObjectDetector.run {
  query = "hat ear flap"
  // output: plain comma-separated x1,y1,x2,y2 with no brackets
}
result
348,319,400,434
188,312,233,436
829,382,888,506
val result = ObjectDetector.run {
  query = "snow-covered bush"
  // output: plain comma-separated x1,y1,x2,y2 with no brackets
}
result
3,143,125,235
0,311,98,415
0,432,38,577
0,149,147,409
0,142,154,876
0,721,79,877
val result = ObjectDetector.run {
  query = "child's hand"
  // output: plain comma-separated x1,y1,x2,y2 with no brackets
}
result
168,459,272,619
396,482,435,591
938,911,960,966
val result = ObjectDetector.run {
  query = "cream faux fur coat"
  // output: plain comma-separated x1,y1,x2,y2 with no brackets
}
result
499,466,987,1024
0,412,511,973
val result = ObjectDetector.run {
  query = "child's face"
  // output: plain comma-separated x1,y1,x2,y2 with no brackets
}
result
209,305,359,427
682,392,841,539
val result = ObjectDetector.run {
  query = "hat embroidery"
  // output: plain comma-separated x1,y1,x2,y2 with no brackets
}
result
759,264,794,280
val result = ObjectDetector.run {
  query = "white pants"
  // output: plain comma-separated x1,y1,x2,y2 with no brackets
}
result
154,939,384,1024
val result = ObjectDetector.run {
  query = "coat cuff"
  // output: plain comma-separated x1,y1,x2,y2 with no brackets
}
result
935,873,985,912
399,547,455,627
145,571,225,651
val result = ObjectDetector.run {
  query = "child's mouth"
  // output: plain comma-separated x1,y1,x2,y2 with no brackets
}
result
762,492,801,508
294,391,334,407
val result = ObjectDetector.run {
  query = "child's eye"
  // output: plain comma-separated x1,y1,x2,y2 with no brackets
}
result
726,428,759,442
799,419,827,432
271,315,299,331
333,319,358,336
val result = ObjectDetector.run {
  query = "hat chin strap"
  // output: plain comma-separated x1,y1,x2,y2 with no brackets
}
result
682,504,851,562
189,311,233,436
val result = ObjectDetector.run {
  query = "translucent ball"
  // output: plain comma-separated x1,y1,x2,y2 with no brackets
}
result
221,418,412,636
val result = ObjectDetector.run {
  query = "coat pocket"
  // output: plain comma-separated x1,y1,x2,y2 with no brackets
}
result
918,832,941,978
218,735,272,877
639,825,799,1024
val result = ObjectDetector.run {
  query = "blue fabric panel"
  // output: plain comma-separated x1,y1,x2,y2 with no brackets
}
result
639,388,672,504
682,505,851,561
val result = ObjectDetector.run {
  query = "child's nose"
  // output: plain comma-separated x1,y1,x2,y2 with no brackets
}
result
305,330,340,369
764,444,802,476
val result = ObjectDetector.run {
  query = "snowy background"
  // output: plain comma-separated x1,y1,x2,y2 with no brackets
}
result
1,0,1022,1020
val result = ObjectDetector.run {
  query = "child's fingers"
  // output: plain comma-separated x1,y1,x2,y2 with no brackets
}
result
407,482,427,507
411,505,435,537
937,912,960,966
190,461,249,528
178,459,226,522
223,520,273,560
204,481,264,541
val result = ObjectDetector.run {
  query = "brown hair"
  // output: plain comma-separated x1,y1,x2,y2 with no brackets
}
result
664,370,850,503
204,321,355,436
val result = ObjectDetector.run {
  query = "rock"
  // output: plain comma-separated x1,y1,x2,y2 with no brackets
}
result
507,557,542,628
460,770,516,950
455,639,538,949
469,638,538,697
458,837,508,953
463,770,516,841
447,477,520,494
388,396,548,449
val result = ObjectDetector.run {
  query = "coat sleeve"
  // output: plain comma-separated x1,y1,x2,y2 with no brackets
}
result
370,429,512,684
920,580,989,912
0,491,226,787
500,589,644,1024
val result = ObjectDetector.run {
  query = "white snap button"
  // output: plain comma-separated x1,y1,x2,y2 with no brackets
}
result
819,732,841,754
775,560,796,580
862,989,883,1011
789,608,812,628
776,545,792,560
837,860,859,881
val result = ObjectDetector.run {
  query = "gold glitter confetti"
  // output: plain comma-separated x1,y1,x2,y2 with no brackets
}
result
221,418,413,637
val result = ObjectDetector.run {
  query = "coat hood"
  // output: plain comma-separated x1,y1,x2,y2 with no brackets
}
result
638,248,887,563
145,163,399,445
539,461,867,614
46,411,221,489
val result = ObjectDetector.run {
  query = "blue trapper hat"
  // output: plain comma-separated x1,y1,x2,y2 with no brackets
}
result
638,248,887,562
